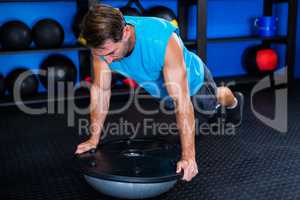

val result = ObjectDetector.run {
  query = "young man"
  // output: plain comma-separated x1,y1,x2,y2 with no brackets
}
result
75,4,243,182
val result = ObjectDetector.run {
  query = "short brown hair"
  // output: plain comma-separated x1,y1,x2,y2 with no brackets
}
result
81,4,125,48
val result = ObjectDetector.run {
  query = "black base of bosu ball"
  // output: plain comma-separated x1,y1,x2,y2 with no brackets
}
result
75,138,182,199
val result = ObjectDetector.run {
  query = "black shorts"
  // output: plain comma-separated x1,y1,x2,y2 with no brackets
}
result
191,65,219,116
159,65,219,113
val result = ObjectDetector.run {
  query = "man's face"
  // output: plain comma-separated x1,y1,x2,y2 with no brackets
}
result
92,38,131,64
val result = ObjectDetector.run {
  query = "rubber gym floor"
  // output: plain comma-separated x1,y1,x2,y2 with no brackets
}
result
0,83,300,200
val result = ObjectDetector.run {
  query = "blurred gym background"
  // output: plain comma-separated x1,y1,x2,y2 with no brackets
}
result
0,0,298,100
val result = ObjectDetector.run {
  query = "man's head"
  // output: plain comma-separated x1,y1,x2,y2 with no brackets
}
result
81,4,134,63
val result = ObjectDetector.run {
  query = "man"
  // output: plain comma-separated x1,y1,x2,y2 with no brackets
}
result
75,4,243,182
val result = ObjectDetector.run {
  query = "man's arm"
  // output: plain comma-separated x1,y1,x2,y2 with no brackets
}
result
163,33,198,181
75,52,112,154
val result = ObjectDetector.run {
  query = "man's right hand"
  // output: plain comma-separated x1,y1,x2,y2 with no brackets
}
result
75,138,99,154
74,51,111,155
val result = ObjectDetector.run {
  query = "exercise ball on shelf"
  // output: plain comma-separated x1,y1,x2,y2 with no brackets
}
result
0,20,32,50
32,19,64,48
143,6,178,27
5,68,39,96
0,73,5,97
72,9,88,45
242,45,278,74
39,54,77,91
119,6,141,16
123,78,139,89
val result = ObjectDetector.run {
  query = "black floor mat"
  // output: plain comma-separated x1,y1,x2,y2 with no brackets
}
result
1,84,300,200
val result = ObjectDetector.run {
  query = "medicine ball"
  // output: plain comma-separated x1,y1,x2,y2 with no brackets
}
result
119,6,141,16
256,49,278,71
0,73,5,97
242,45,278,74
0,20,32,50
123,78,138,89
39,54,77,90
32,19,64,48
143,6,178,27
72,9,88,45
5,68,39,96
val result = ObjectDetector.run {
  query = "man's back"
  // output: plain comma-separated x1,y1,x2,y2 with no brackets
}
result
106,16,205,98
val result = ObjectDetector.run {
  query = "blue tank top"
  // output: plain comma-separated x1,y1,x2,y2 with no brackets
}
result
107,16,205,98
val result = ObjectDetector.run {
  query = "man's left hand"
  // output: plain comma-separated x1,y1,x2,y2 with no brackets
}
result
176,158,198,182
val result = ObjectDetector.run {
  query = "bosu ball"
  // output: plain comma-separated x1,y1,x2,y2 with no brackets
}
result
75,138,182,199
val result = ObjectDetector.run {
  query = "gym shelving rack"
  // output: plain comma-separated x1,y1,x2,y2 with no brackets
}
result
0,0,89,55
178,0,298,84
0,0,297,106
0,0,139,107
0,0,92,106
